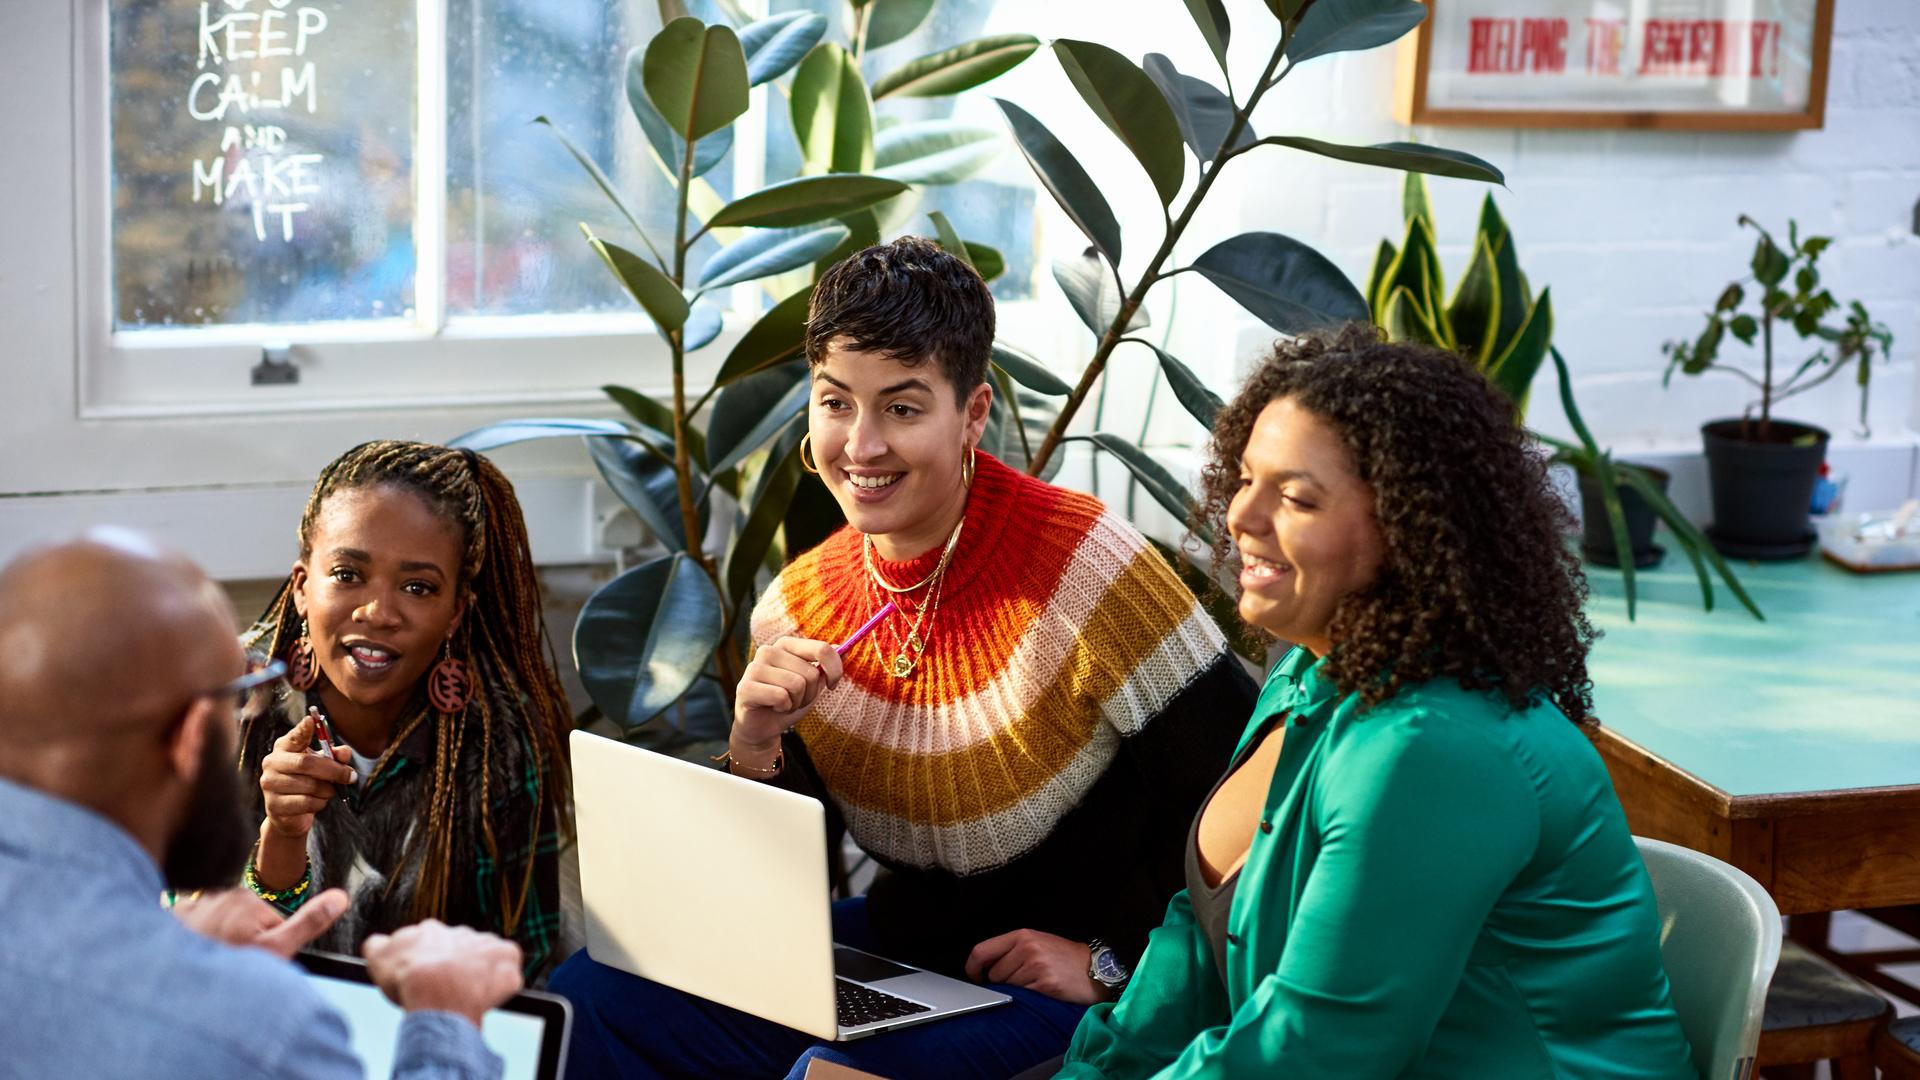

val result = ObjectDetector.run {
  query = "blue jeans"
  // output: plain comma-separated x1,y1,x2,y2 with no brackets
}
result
548,897,1086,1080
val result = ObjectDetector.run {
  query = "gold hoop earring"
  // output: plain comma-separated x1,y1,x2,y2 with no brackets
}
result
799,432,821,475
962,441,976,488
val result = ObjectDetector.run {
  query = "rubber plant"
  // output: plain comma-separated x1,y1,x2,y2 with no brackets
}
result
971,0,1507,656
1368,172,1761,621
446,0,1044,757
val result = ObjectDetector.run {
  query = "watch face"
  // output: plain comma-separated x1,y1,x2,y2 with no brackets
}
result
1093,949,1127,982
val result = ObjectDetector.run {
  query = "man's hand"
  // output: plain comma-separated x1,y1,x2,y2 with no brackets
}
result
260,709,356,841
171,886,349,959
965,929,1106,1005
363,919,524,1030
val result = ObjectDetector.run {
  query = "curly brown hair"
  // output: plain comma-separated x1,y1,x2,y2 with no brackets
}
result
1197,324,1596,721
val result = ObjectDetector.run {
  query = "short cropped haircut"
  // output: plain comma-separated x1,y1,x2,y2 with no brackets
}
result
805,236,995,405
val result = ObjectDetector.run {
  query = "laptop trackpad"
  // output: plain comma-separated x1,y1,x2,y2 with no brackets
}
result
834,946,919,983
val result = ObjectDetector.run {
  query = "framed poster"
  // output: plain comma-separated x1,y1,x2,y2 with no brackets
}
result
1394,0,1833,129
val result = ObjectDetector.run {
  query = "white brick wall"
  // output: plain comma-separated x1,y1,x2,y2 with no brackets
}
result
1229,0,1919,457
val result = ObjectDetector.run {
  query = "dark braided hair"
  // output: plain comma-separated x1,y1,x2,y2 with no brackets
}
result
1197,325,1597,722
247,440,572,930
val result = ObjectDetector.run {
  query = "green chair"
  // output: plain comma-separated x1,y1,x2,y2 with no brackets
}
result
1636,837,1783,1080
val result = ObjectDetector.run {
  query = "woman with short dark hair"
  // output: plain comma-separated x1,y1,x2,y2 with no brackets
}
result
1059,326,1697,1080
549,237,1258,1080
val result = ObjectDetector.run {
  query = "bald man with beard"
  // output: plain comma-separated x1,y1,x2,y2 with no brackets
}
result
0,530,525,1080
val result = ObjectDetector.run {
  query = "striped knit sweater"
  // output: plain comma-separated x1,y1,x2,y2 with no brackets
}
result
751,451,1257,975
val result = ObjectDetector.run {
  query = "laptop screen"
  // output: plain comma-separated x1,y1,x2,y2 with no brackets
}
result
303,973,549,1080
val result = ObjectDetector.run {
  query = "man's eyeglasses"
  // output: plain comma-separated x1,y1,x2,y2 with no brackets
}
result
201,659,287,701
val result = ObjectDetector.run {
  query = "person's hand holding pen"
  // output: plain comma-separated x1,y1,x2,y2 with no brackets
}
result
253,707,356,891
726,604,896,778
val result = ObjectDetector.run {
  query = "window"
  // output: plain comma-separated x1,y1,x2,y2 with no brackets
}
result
106,0,1036,337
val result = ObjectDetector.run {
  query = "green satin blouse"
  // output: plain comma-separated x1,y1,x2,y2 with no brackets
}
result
1058,648,1698,1080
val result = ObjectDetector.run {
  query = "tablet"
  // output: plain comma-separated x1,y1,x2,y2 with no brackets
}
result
295,950,572,1080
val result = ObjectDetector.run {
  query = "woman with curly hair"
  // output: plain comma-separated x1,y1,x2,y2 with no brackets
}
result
238,441,574,980
1058,326,1697,1080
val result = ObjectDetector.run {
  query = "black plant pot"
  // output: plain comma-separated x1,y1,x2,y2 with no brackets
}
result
1701,418,1828,560
1579,466,1671,569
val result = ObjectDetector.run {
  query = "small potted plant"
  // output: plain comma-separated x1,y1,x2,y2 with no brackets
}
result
1664,217,1893,559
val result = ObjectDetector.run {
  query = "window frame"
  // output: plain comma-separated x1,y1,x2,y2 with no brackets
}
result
78,0,772,420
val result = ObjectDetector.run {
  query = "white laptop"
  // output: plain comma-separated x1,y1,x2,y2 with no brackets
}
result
571,730,1009,1041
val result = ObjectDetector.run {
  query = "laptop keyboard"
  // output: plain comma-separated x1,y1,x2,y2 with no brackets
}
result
835,978,933,1029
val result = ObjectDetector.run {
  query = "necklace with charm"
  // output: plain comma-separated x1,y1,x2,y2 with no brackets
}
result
862,520,963,678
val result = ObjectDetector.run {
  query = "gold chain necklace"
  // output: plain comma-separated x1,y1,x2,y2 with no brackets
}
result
863,518,964,593
861,521,964,677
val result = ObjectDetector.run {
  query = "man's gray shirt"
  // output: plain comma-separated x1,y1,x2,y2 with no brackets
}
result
0,777,502,1080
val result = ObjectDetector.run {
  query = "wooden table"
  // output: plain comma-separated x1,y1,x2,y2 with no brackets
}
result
1584,552,1920,1002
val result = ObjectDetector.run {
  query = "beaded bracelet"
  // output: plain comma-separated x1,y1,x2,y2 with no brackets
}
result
711,746,785,777
244,855,312,905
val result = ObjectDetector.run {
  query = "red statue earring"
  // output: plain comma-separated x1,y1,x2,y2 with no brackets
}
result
429,640,472,713
287,618,318,691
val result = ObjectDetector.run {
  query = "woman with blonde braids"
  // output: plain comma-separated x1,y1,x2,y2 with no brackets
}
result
238,440,574,980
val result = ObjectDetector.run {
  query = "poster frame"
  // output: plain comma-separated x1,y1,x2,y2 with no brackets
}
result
1392,0,1833,130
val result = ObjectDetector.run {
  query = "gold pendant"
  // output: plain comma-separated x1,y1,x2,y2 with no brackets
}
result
907,632,925,653
891,653,915,678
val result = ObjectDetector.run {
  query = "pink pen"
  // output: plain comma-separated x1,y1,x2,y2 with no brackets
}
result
835,601,898,656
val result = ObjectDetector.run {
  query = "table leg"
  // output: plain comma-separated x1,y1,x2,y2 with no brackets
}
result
1789,913,1832,949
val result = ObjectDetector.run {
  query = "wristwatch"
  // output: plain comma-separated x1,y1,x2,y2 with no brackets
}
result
1087,939,1130,999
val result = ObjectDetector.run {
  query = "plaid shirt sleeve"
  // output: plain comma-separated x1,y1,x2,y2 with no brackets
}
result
472,727,563,983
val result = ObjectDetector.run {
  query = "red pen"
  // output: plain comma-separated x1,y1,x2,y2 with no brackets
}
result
307,707,336,759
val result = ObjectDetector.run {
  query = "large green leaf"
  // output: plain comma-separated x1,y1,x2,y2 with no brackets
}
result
1380,284,1443,347
715,287,815,386
448,418,629,452
1286,0,1427,66
696,224,850,293
1053,249,1149,338
587,434,699,553
626,50,733,179
874,121,1005,184
791,43,874,175
602,385,707,472
871,34,1041,100
994,98,1122,268
1478,196,1528,358
534,117,665,262
575,553,724,729
1054,40,1186,206
644,18,751,143
813,208,881,277
725,421,807,607
1141,54,1254,167
1259,137,1504,185
1067,434,1203,541
584,229,689,331
1365,238,1397,314
966,242,1005,282
1191,232,1369,334
707,174,910,229
928,210,972,269
990,340,1072,396
740,10,827,86
1447,234,1502,364
1130,340,1223,428
864,0,936,50
680,300,724,352
1180,0,1231,74
706,361,810,480
1379,215,1444,342
1403,168,1433,227
1485,287,1552,406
